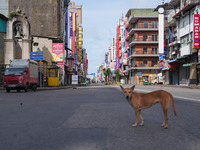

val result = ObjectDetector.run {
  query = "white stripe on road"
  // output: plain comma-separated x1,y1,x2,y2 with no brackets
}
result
135,89,200,102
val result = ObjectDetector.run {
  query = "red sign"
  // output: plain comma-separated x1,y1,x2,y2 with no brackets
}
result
52,43,63,62
193,14,200,49
123,53,128,65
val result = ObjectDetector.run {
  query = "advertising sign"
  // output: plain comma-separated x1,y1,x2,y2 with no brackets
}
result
52,43,63,62
123,53,128,65
57,62,64,74
198,49,200,62
137,72,142,76
69,12,73,36
159,54,163,60
193,14,200,49
72,75,78,85
116,57,119,69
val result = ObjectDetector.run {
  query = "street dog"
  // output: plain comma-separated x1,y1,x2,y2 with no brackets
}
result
120,85,177,129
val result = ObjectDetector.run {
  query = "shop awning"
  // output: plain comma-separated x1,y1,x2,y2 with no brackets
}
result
182,63,194,67
168,59,177,63
177,55,188,60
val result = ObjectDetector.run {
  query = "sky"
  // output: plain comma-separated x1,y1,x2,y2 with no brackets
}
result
71,0,171,74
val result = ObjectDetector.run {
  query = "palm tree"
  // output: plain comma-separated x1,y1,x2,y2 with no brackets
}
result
114,69,120,82
107,68,111,82
104,71,108,82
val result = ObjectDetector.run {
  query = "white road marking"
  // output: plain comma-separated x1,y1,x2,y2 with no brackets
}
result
135,89,200,102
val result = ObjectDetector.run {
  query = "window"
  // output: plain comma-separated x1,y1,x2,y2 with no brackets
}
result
151,60,158,67
143,60,148,67
143,34,148,41
151,22,157,28
151,47,158,54
152,34,158,41
143,47,148,54
33,42,39,46
144,21,148,28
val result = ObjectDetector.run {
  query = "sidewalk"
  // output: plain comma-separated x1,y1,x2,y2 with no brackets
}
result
121,84,200,89
0,85,73,91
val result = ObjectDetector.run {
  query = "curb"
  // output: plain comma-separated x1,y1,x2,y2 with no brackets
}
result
0,86,73,91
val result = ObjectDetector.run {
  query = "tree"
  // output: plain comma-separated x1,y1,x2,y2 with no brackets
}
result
114,69,120,82
104,71,108,82
104,68,111,83
107,68,111,82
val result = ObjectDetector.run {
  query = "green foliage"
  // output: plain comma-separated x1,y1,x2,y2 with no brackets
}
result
107,68,111,75
114,69,120,82
8,11,17,19
104,68,111,83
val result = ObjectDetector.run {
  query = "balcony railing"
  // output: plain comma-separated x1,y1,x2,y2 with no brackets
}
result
128,37,158,46
128,25,158,35
131,63,159,68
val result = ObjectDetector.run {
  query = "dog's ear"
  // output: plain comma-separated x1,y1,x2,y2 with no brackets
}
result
120,85,124,90
131,85,135,90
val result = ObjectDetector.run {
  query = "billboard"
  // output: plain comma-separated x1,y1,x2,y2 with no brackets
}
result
193,14,199,49
123,53,128,65
52,43,63,62
69,12,73,36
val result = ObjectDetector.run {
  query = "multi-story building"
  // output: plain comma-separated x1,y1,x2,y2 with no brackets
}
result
125,9,160,85
167,0,200,85
69,2,84,80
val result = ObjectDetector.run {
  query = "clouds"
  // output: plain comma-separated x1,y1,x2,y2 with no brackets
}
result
72,0,171,73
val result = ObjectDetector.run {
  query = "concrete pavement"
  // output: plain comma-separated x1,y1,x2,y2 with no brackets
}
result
1,83,200,91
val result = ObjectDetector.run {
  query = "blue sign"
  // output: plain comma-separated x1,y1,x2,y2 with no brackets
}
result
30,57,43,60
137,72,142,76
30,52,43,60
91,73,95,75
30,55,43,58
30,52,43,55
159,54,163,60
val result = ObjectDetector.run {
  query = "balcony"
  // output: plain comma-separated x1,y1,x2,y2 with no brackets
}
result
173,0,199,19
128,25,158,36
128,37,158,46
169,36,181,46
128,63,159,70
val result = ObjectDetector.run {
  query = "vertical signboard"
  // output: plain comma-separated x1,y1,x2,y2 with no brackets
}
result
52,43,63,62
198,49,200,62
116,57,119,69
193,14,200,49
69,12,73,37
123,53,128,65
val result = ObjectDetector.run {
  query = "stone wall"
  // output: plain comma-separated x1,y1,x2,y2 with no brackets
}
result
32,36,53,64
0,32,5,64
9,0,64,38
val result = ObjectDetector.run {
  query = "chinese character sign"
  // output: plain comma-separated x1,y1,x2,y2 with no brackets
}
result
193,14,200,49
52,43,63,62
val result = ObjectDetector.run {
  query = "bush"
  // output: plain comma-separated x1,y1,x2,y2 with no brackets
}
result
8,11,17,19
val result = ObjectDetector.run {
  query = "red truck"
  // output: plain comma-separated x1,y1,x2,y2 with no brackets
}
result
3,59,38,92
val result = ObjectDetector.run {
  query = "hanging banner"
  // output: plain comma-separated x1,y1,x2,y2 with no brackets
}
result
116,57,119,69
52,43,63,62
198,49,200,62
69,12,73,36
193,14,200,49
123,53,128,65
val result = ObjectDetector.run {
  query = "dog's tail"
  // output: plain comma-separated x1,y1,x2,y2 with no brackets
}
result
170,94,177,116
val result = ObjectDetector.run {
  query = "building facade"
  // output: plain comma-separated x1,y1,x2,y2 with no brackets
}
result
163,0,200,85
125,9,160,85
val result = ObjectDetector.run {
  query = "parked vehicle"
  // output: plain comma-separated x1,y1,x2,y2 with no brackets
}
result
151,73,164,85
3,59,38,92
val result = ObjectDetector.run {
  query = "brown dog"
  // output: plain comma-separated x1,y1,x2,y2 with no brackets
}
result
120,85,177,129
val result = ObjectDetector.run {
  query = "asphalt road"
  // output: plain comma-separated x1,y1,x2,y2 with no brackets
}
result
0,84,200,150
